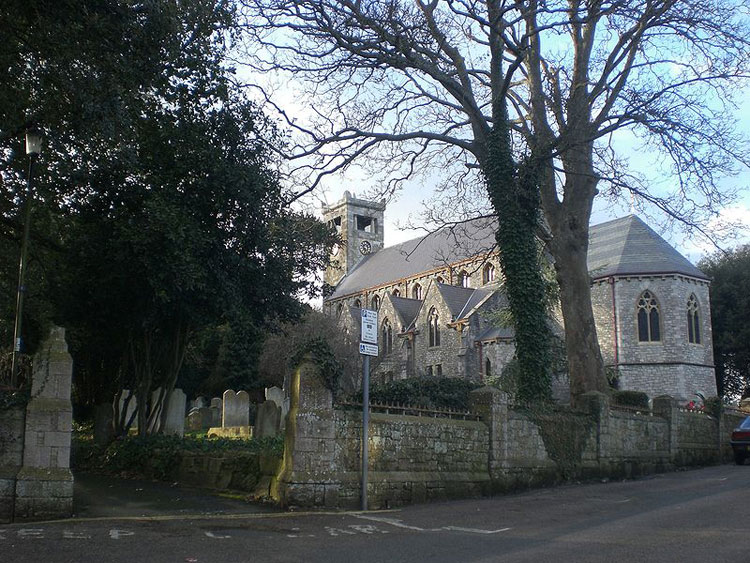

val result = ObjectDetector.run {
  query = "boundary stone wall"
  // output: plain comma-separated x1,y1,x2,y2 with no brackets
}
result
276,360,733,510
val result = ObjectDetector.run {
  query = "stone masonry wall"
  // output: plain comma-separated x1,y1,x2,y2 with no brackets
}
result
0,407,25,523
278,362,729,510
332,410,490,508
592,276,716,401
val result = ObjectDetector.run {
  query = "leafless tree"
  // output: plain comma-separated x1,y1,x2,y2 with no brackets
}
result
239,0,750,404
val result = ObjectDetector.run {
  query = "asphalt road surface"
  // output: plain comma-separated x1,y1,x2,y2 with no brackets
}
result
3,464,748,562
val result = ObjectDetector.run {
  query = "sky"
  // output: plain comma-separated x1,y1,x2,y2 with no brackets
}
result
245,25,750,267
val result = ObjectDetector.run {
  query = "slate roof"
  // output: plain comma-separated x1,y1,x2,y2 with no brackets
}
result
389,295,422,330
476,325,515,342
330,218,497,299
328,214,706,300
587,215,708,280
435,283,479,319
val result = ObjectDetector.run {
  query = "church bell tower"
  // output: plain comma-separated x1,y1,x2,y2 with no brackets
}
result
322,191,385,288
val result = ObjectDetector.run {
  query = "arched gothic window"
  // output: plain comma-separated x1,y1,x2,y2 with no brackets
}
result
637,291,661,342
436,276,444,284
687,294,701,344
412,283,423,300
485,357,492,378
458,270,471,288
428,307,440,347
482,263,496,284
371,295,380,311
381,318,393,355
392,288,400,297
354,298,362,308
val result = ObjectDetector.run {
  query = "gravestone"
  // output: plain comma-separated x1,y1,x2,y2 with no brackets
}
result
210,397,223,418
162,388,186,437
222,390,250,428
190,395,208,411
209,405,222,427
186,408,203,432
265,386,284,408
255,400,282,438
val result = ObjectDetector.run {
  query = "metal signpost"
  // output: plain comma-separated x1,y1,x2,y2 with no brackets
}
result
359,308,378,511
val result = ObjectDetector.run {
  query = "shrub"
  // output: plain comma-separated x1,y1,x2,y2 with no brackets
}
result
73,433,283,479
611,390,649,409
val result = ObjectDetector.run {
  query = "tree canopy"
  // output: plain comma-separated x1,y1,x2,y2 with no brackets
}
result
240,0,750,404
0,1,337,433
699,246,750,400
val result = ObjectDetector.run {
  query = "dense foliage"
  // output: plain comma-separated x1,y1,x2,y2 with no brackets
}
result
0,1,336,431
611,390,650,410
351,377,482,411
73,432,283,481
699,246,750,399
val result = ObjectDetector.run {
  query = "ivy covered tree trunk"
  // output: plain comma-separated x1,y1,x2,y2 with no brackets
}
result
481,125,553,403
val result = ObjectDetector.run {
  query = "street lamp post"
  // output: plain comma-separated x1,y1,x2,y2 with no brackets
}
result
10,127,42,388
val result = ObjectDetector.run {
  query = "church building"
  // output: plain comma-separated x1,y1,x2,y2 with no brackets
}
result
322,192,717,402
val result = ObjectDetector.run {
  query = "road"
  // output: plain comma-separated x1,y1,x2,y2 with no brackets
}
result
3,465,748,562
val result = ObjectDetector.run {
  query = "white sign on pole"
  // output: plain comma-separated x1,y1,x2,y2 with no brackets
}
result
361,309,378,344
359,342,379,357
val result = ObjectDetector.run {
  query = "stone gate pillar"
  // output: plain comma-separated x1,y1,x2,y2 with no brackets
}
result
14,327,74,521
272,356,339,508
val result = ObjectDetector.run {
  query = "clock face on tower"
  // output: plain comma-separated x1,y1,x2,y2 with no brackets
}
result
359,240,372,255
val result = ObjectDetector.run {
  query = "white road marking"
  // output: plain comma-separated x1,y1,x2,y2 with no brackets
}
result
109,529,135,540
442,526,511,534
204,531,231,539
0,530,6,540
18,528,44,539
354,515,510,535
348,524,388,535
63,530,91,539
325,527,357,536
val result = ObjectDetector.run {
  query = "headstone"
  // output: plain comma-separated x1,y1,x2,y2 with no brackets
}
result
255,400,282,438
186,408,203,432
162,388,186,437
209,405,222,427
222,389,250,428
187,396,207,411
265,386,284,408
210,397,223,419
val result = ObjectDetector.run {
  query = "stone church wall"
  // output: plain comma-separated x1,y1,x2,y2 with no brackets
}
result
591,275,715,401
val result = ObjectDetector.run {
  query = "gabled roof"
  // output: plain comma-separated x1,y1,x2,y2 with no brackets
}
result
388,295,422,330
434,283,477,319
455,287,495,320
587,215,708,280
330,218,497,299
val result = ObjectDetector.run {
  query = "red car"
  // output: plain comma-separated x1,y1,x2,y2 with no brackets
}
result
731,416,750,465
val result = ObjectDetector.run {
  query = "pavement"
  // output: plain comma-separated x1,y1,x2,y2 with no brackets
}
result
72,471,282,520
